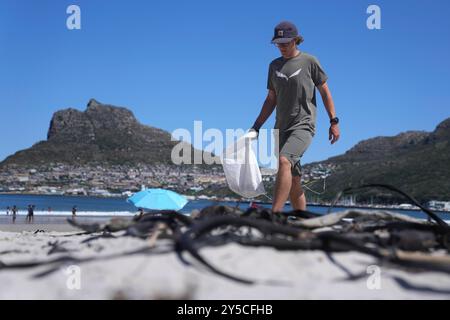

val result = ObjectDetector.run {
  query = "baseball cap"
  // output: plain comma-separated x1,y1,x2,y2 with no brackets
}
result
271,21,299,44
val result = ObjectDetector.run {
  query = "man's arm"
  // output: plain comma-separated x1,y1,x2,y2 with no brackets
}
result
252,89,277,131
317,82,340,144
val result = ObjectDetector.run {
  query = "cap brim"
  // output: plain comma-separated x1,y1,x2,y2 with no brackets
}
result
271,37,294,44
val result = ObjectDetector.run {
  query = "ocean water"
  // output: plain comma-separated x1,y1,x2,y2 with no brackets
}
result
0,193,448,222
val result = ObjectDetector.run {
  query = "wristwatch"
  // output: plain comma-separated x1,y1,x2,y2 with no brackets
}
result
330,117,339,125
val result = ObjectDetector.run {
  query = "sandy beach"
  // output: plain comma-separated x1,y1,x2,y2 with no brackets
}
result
1,221,449,300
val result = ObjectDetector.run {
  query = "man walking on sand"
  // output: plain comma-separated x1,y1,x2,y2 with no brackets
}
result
251,21,340,212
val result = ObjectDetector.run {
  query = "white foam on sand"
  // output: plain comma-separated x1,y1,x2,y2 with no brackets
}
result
0,230,449,300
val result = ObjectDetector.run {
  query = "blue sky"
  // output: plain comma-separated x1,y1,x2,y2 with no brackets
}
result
0,0,449,165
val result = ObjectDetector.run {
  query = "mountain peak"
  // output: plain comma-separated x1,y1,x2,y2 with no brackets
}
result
87,98,102,109
47,100,139,141
1,100,216,167
433,117,450,140
436,117,450,129
2,100,178,166
342,130,429,159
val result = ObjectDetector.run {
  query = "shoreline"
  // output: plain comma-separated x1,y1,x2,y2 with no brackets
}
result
1,192,450,214
0,211,136,217
304,203,450,214
0,192,450,216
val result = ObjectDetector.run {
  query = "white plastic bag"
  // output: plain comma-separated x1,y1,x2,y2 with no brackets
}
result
220,132,266,199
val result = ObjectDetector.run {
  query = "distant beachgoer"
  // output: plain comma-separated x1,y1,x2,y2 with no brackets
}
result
26,205,31,222
48,207,52,214
26,205,34,223
72,206,77,217
6,206,10,215
138,208,144,218
12,206,17,224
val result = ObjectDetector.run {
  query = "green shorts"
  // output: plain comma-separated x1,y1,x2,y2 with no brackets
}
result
275,129,313,177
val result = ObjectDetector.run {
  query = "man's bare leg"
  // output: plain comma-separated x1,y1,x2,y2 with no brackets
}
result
272,156,293,212
290,175,307,211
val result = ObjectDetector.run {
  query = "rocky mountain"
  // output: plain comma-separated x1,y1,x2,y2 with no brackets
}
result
0,99,216,167
304,118,450,203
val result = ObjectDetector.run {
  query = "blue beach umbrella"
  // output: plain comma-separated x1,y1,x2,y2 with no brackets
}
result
127,188,188,211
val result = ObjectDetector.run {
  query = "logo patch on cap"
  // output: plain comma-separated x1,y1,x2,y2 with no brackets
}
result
278,30,284,37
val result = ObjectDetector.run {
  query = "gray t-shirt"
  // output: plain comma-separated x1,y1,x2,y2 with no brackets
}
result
267,52,328,135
